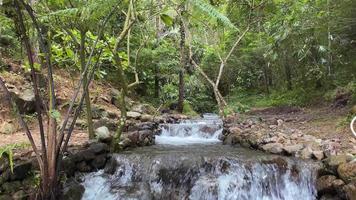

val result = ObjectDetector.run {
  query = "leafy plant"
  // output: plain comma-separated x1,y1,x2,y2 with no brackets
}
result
0,143,30,173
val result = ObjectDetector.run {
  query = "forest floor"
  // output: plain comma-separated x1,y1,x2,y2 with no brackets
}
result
246,105,355,154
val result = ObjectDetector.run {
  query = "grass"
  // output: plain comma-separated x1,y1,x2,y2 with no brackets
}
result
226,88,331,112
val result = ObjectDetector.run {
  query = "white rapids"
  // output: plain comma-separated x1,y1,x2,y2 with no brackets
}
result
155,114,223,145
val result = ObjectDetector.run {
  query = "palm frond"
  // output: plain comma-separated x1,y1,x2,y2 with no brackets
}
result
189,0,236,30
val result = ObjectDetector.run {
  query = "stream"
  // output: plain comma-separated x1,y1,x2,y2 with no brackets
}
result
81,114,319,200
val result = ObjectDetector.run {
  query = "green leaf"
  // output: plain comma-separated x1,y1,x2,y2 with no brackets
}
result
160,14,174,27
49,109,61,121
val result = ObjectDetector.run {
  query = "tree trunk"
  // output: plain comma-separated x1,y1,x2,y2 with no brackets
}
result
284,52,292,90
263,62,270,94
80,30,94,139
177,18,186,113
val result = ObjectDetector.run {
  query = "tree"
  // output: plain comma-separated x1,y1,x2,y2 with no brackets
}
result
0,0,113,198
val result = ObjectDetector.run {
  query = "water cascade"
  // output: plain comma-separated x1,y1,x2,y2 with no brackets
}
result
81,114,319,200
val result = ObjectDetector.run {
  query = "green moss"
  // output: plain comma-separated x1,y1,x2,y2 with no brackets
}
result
182,101,199,117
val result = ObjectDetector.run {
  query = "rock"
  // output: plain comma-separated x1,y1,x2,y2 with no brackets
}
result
342,181,356,200
119,136,132,149
91,154,107,169
261,143,283,154
95,126,112,143
10,161,32,181
324,155,354,173
104,157,118,175
91,106,105,119
127,111,142,119
72,150,95,162
132,104,155,114
76,161,92,172
269,125,278,129
137,122,157,131
62,182,85,200
0,122,16,134
337,162,356,183
313,150,325,161
299,147,313,159
141,114,154,122
88,143,109,154
126,131,140,145
322,142,342,157
12,190,26,200
277,119,284,126
283,144,304,155
262,157,288,173
319,194,342,200
228,126,242,135
61,157,76,177
93,118,118,132
10,87,36,114
316,175,342,195
222,133,240,145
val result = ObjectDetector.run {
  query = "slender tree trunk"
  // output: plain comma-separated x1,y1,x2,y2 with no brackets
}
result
263,62,270,94
177,18,186,113
80,30,94,139
284,51,292,90
154,3,161,99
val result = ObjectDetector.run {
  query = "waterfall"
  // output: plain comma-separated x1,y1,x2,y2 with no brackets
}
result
156,114,223,145
81,114,318,200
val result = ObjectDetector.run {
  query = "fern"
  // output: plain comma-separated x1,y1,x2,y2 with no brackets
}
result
0,143,30,173
189,0,236,30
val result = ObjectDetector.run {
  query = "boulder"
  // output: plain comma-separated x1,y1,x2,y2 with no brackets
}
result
0,121,16,134
261,143,283,154
90,154,107,169
61,157,76,177
337,162,356,183
324,155,354,173
91,106,105,119
319,194,342,200
88,143,109,154
119,136,132,149
132,104,155,114
222,133,240,145
342,181,356,200
316,175,343,195
312,150,325,161
127,111,142,119
76,161,92,172
93,118,118,132
141,114,154,122
95,126,112,143
6,84,36,114
62,181,85,200
299,146,313,159
283,144,304,155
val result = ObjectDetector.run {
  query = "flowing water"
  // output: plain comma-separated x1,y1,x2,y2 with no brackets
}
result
81,114,319,200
